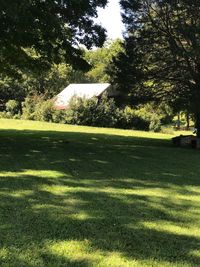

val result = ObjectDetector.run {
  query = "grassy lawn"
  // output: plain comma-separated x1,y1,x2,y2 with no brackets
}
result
0,119,200,267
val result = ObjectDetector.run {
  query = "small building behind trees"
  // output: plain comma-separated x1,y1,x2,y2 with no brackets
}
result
53,83,119,109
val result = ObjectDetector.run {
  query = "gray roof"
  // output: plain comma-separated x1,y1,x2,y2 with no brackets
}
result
54,83,111,109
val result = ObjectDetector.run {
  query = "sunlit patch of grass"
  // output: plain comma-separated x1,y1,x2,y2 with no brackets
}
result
0,170,66,178
142,221,200,238
0,118,183,139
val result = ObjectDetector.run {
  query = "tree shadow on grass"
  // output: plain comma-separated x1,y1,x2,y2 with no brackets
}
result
0,128,199,185
0,129,200,266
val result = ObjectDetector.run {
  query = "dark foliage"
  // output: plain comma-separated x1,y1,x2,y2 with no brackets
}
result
0,0,108,75
110,0,200,135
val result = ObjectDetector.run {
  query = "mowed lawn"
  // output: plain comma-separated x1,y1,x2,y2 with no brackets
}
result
0,119,200,267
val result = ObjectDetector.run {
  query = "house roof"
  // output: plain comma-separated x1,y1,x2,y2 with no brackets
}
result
54,83,111,109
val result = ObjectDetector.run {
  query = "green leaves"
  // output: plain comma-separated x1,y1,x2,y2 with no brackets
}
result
115,0,200,114
0,0,108,75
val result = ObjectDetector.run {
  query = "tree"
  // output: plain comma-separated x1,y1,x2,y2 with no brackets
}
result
106,36,144,105
116,0,200,136
21,63,92,97
85,39,123,82
0,40,124,104
0,0,108,75
0,75,27,106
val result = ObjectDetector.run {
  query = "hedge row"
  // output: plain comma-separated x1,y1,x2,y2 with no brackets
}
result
1,95,164,132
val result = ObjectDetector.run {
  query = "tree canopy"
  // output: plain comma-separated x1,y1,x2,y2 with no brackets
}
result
111,0,200,135
0,0,108,75
85,39,123,82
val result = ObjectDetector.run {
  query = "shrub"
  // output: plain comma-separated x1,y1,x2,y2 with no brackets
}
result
117,106,150,130
22,95,47,120
22,96,37,120
135,104,162,132
5,100,20,116
65,94,119,128
13,114,21,120
52,109,66,124
65,96,96,125
0,111,11,119
19,95,166,132
94,94,119,127
34,100,54,122
149,114,161,132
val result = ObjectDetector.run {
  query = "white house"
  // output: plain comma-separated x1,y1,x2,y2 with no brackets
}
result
54,83,118,109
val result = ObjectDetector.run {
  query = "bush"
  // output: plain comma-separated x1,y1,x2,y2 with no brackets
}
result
34,100,54,122
0,111,11,119
65,94,120,128
65,97,96,125
13,114,21,120
117,106,150,130
22,96,38,120
22,95,49,120
96,94,120,127
19,95,166,132
52,109,66,124
5,100,20,116
149,114,161,132
134,104,162,132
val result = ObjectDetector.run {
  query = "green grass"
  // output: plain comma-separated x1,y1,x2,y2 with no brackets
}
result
0,119,200,267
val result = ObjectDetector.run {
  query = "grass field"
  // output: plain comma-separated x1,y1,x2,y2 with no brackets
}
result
0,119,200,267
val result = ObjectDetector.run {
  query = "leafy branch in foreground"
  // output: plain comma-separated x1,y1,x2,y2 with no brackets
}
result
0,0,108,75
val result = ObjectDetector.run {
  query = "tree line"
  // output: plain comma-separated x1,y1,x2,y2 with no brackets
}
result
0,0,199,134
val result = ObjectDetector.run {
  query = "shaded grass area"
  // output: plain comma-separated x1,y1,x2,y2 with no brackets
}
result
0,119,200,266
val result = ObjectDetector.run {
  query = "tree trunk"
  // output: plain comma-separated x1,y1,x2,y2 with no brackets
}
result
177,113,181,130
195,113,200,138
186,112,190,130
